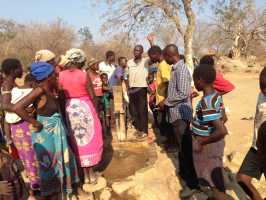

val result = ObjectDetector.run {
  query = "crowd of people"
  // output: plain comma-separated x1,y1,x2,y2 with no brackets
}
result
0,34,265,200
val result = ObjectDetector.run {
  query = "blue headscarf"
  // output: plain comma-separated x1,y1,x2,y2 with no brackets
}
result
30,62,54,81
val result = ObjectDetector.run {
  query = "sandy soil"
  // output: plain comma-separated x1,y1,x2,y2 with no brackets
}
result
222,71,266,196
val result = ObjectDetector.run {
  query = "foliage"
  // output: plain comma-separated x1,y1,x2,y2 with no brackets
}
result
0,18,76,69
211,0,266,57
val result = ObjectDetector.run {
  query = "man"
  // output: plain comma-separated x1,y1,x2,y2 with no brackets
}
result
99,50,116,81
160,44,198,189
127,45,149,139
147,43,177,151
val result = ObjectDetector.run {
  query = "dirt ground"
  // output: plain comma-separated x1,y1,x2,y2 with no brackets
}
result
221,70,265,196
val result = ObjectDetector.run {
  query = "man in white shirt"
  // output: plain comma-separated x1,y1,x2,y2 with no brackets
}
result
127,45,149,139
99,50,116,81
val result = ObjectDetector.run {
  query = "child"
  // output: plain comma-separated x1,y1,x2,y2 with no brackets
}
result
237,67,266,200
101,73,112,136
192,63,228,200
200,55,234,123
199,55,235,95
147,72,158,128
147,72,157,143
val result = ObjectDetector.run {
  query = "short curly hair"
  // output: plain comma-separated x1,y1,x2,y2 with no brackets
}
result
193,63,216,84
1,58,22,76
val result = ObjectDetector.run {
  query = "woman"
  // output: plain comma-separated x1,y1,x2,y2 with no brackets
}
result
12,62,79,200
34,49,56,66
1,58,39,200
58,49,104,191
85,58,102,114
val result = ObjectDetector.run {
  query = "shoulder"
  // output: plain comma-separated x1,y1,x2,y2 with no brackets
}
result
99,62,106,69
1,79,13,91
159,60,170,67
143,57,150,66
203,93,222,110
127,59,134,66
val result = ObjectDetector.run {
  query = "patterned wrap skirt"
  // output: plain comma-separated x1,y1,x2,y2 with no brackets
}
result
66,96,103,167
31,113,79,197
10,121,39,189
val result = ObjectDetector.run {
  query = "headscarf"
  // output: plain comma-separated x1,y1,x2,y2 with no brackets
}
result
58,55,69,67
65,48,86,64
30,62,54,81
35,49,55,62
84,58,98,70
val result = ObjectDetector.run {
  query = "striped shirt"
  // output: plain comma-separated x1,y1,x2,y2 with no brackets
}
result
164,60,192,123
192,92,223,136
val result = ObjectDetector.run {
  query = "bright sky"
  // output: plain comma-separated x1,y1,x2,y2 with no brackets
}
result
0,0,265,42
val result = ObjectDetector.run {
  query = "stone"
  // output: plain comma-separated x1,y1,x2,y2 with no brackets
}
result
83,176,107,193
112,180,135,195
100,188,112,200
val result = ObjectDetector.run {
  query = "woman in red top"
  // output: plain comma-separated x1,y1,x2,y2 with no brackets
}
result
85,58,103,114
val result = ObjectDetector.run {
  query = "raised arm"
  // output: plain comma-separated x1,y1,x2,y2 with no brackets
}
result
147,33,156,47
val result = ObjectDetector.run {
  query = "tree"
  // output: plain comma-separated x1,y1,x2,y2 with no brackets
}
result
100,0,198,68
0,19,18,42
78,26,94,44
212,0,266,58
0,18,76,68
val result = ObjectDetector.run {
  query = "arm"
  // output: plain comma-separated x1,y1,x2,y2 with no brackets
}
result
12,87,44,125
147,33,155,47
1,81,13,112
0,181,13,196
164,69,191,107
3,121,12,144
86,72,96,98
199,119,228,145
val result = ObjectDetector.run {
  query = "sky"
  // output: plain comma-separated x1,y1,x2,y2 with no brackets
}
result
0,0,265,42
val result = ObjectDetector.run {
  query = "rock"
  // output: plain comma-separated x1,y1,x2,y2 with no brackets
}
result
226,151,237,162
128,181,176,200
100,188,112,200
83,176,107,193
112,179,135,195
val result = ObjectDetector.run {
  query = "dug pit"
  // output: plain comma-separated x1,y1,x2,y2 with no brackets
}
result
95,141,157,199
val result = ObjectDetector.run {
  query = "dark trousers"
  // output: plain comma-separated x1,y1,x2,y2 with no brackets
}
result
157,108,176,147
172,119,199,189
129,88,148,133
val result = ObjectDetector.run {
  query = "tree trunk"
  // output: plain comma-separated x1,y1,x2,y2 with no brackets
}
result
182,0,195,70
